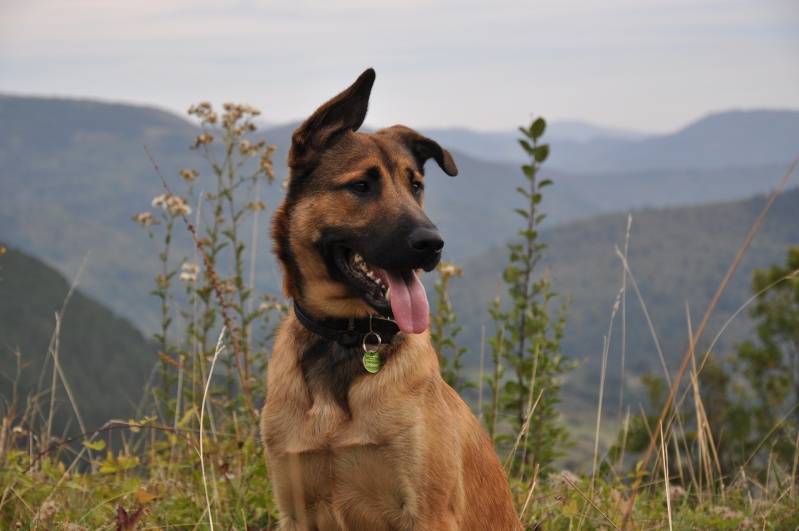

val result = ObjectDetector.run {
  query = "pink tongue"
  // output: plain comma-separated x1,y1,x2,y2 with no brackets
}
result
383,269,429,334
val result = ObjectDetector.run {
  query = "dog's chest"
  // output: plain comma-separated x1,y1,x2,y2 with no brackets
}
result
274,394,424,530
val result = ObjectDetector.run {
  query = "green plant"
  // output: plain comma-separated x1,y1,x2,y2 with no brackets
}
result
484,117,575,481
729,246,799,474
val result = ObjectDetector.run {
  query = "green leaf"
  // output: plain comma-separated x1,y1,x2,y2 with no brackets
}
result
530,118,547,139
518,139,535,156
533,144,550,163
522,164,536,179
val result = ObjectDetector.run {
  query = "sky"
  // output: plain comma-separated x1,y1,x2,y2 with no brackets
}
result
1,0,798,134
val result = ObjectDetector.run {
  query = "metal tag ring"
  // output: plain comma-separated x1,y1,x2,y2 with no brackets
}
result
362,332,381,352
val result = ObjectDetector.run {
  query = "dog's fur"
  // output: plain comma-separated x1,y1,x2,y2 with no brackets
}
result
261,69,522,530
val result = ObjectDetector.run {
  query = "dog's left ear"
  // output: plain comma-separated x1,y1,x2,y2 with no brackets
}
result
379,125,458,177
289,68,376,174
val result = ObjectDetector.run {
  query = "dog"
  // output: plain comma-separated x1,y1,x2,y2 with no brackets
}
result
261,68,523,531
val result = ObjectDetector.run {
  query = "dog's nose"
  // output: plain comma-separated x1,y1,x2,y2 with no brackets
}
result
409,227,444,254
408,227,444,271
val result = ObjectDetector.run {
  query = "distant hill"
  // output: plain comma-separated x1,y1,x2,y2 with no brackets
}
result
448,187,799,413
547,110,799,174
0,244,156,435
419,110,799,172
420,122,650,163
0,94,203,332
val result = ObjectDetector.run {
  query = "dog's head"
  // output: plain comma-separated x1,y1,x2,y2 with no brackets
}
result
272,68,457,334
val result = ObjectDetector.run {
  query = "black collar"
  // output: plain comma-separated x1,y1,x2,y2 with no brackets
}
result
293,303,401,348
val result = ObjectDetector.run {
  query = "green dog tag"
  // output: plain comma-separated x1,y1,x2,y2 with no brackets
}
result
363,350,381,373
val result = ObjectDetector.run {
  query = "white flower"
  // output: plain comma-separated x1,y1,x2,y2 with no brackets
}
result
179,272,198,283
181,262,200,274
152,194,169,208
152,193,192,216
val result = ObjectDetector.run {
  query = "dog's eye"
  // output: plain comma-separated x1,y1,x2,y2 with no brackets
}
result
411,181,424,195
350,181,370,194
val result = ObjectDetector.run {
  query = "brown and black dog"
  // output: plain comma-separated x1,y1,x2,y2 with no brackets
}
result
261,69,522,530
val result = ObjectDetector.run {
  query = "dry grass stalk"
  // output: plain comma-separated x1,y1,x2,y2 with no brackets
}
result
620,156,799,529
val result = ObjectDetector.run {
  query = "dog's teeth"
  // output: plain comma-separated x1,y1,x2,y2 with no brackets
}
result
385,287,391,301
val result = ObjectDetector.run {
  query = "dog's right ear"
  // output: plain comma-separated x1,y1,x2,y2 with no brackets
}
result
289,68,376,174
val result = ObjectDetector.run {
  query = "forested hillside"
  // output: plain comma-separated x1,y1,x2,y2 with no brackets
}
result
0,244,155,435
449,186,799,413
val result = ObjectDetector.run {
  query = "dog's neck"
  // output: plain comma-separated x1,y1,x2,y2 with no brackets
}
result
292,303,401,348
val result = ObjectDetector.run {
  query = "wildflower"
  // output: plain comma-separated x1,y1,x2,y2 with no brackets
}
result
132,212,159,226
247,201,267,211
258,295,288,314
152,193,192,216
167,196,192,216
188,102,220,127
179,168,199,181
239,139,258,156
188,101,212,117
261,154,275,180
438,261,463,277
240,103,261,116
180,262,200,283
152,194,169,208
182,262,200,274
258,301,282,312
193,133,213,148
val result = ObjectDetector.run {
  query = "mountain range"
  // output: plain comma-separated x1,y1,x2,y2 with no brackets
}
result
422,109,799,172
1,93,798,442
